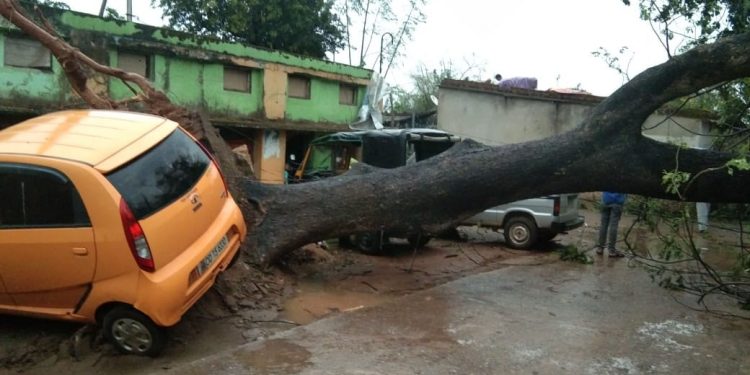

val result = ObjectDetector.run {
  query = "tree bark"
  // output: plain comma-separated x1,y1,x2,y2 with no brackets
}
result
3,1,750,267
247,31,750,264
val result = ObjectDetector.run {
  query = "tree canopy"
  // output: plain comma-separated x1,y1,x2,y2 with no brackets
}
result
151,0,345,58
389,59,483,113
623,1,750,150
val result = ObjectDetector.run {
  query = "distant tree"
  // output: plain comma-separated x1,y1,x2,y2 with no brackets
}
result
21,0,68,9
625,0,749,53
390,59,483,114
151,0,345,58
334,0,426,77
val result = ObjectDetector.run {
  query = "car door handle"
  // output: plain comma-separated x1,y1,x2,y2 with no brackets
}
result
72,247,88,256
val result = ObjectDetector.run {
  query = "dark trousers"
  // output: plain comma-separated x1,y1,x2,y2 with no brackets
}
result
598,203,623,250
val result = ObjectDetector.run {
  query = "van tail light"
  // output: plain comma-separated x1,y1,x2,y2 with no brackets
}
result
553,197,561,216
119,198,155,272
196,139,229,196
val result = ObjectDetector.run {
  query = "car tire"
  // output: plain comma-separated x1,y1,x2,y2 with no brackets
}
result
103,306,167,357
338,236,353,249
503,216,538,250
407,233,431,248
354,232,382,255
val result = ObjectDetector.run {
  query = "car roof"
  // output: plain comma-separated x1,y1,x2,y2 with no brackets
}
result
0,110,178,172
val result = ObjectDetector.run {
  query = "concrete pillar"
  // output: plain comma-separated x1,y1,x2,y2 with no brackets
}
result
253,129,287,184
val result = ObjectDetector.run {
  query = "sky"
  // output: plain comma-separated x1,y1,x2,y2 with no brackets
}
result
63,0,678,97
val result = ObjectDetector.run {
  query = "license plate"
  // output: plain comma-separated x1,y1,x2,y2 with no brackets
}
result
196,235,229,276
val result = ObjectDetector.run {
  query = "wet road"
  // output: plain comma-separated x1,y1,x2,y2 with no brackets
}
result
166,253,750,374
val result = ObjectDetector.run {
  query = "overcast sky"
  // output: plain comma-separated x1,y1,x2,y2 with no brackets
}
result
64,0,676,97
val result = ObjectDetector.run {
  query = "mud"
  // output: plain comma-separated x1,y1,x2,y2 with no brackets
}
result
1,205,747,374
0,223,548,374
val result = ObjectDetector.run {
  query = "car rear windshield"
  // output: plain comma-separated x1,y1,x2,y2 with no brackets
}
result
107,129,210,219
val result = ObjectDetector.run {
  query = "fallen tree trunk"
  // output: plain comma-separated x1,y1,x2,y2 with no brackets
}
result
247,31,750,264
3,1,750,268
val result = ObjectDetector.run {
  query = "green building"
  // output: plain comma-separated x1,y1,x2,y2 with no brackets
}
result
0,6,373,184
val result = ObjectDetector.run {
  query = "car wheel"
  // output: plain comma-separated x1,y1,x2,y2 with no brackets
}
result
338,235,353,249
354,232,383,255
503,216,538,250
407,233,431,248
103,306,167,357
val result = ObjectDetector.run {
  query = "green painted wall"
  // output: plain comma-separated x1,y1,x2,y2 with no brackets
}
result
203,65,263,117
57,12,371,81
287,80,366,123
0,7,372,126
0,34,71,111
108,51,168,99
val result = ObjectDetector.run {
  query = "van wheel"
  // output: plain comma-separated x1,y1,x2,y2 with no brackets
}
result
354,232,382,255
503,216,538,250
103,306,167,357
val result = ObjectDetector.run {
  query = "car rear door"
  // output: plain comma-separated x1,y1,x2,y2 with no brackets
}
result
0,163,96,313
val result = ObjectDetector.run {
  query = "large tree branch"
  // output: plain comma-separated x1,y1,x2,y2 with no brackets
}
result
249,32,750,264
584,31,750,138
249,129,750,264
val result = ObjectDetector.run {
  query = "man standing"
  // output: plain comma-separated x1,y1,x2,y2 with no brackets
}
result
596,192,627,257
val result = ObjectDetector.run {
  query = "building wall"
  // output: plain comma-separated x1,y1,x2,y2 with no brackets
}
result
0,7,374,185
0,33,70,111
0,8,372,126
286,79,365,123
438,84,709,148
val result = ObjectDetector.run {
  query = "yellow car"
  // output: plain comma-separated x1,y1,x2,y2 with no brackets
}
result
0,110,246,356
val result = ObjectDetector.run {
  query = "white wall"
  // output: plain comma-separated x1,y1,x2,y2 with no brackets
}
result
437,83,711,149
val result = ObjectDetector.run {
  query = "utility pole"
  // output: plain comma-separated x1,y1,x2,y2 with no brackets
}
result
98,0,107,17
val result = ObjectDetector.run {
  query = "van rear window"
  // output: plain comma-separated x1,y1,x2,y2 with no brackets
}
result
107,129,210,219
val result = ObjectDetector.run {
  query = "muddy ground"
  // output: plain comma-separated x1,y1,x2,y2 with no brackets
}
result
1,202,747,374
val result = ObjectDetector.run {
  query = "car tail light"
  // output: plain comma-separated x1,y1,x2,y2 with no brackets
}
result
553,197,560,216
195,139,228,196
119,198,155,272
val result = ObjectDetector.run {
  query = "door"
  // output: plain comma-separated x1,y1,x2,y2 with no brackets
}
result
0,163,96,313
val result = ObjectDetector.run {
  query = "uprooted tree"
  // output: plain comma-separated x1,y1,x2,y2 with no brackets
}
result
1,0,750,271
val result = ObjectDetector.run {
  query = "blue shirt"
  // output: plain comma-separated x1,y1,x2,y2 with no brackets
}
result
602,192,626,205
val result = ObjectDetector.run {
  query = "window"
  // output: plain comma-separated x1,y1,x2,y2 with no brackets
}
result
107,129,210,219
3,36,51,69
339,84,358,105
288,75,311,99
117,51,151,78
223,66,252,92
0,164,90,228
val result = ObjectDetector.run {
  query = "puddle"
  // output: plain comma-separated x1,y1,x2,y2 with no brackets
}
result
233,339,312,374
281,281,393,324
